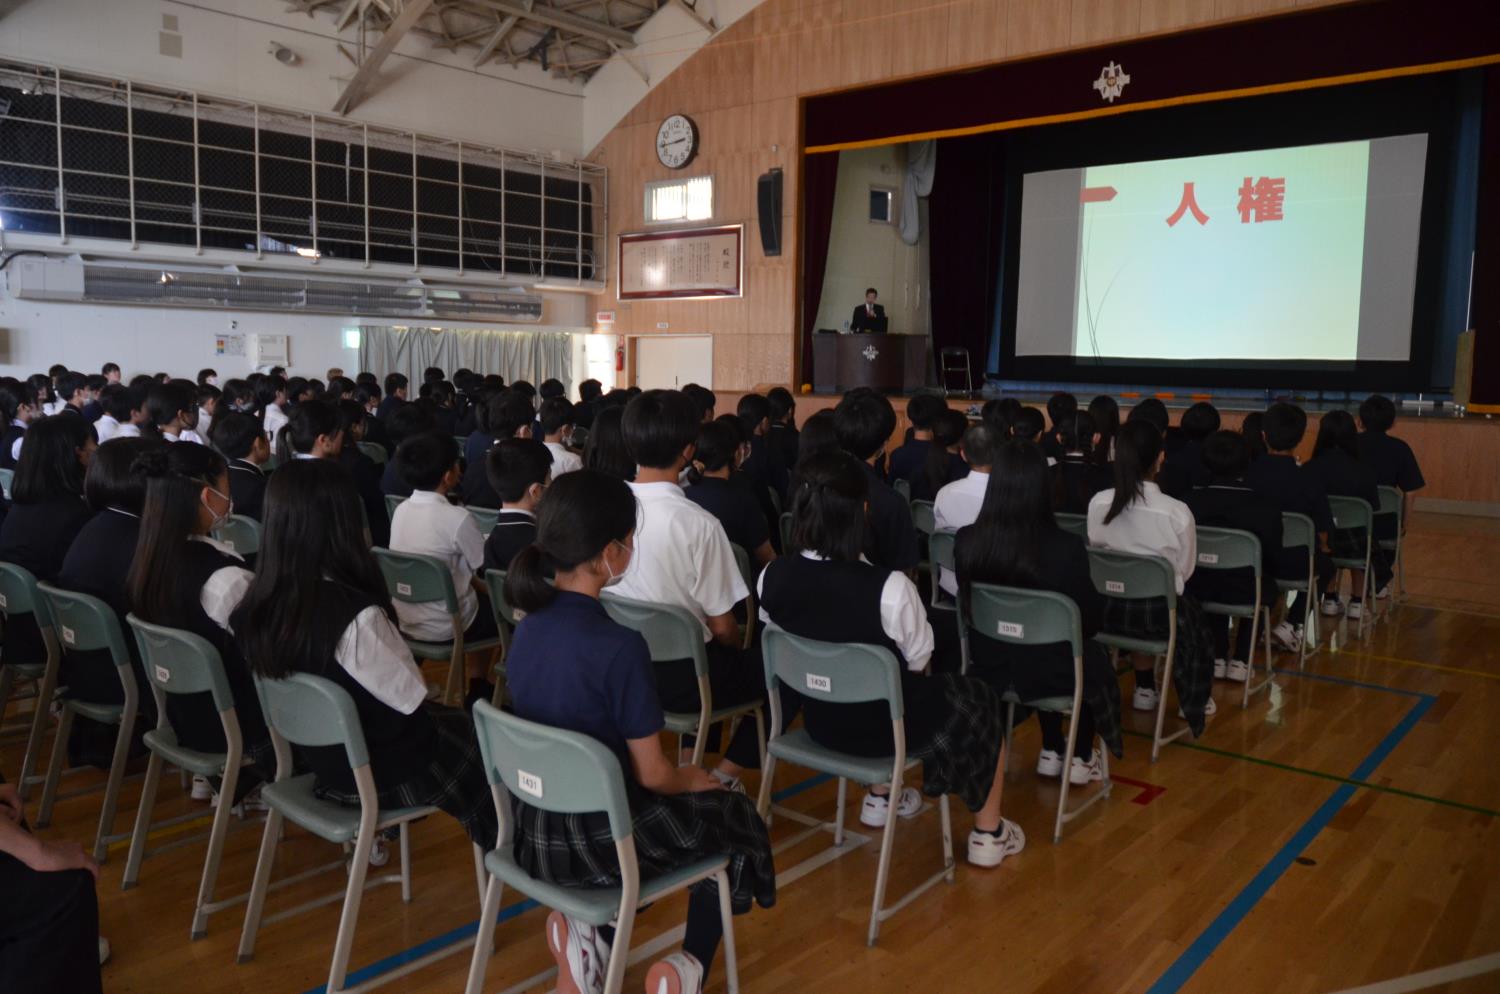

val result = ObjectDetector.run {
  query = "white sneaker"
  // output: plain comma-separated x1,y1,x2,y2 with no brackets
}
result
710,769,746,795
1068,751,1103,785
1321,596,1343,617
644,951,704,994
1213,658,1227,679
1271,622,1302,652
967,818,1026,868
1035,749,1063,778
546,911,607,994
859,786,922,827
190,775,213,801
98,936,111,966
1224,659,1250,682
1179,697,1219,719
1132,686,1159,712
1346,601,1363,621
1376,584,1392,600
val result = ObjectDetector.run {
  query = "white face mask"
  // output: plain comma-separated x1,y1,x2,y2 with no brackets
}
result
201,485,233,529
602,539,632,587
206,376,218,387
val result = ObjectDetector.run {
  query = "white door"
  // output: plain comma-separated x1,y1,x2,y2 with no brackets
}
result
635,335,713,390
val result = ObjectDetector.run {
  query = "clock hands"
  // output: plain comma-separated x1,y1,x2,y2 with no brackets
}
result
659,137,689,149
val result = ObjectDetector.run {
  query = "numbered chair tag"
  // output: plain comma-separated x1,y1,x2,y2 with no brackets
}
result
154,665,171,684
396,582,413,597
997,620,1025,639
1105,580,1125,594
517,769,544,799
61,625,75,645
805,673,832,694
0,593,8,609
1198,552,1220,565
222,540,236,551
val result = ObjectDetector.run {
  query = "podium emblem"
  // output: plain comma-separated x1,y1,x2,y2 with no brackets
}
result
862,344,879,361
1092,61,1130,103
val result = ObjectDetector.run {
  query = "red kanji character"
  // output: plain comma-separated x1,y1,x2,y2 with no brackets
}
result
1165,182,1210,227
1237,176,1285,223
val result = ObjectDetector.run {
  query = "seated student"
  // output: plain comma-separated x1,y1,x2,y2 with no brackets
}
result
766,386,799,470
196,384,220,438
682,382,717,423
0,417,97,671
0,381,37,469
1246,402,1334,650
911,407,969,503
28,374,56,421
53,371,90,419
612,390,766,789
1053,410,1114,515
1357,393,1424,552
1303,410,1390,619
1160,401,1219,500
481,438,552,573
102,362,121,385
275,399,344,464
684,419,775,567
210,411,271,522
379,403,437,499
460,392,535,508
980,396,1022,439
425,381,459,437
168,379,208,444
1087,395,1120,462
761,449,1023,864
1185,431,1283,680
1042,391,1078,462
334,400,392,546
934,423,1004,595
234,460,498,860
1086,420,1216,728
140,382,197,443
197,368,218,388
126,443,274,802
792,408,838,471
537,397,582,476
956,441,1123,781
355,384,392,453
1241,411,1267,462
93,384,133,444
582,406,635,481
1009,406,1047,448
573,377,602,430
886,393,945,489
255,376,289,452
834,391,920,573
0,771,106,994
81,375,107,423
503,471,774,994
737,393,790,497
388,431,500,704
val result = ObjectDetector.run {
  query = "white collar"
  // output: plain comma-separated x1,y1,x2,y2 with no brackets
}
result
498,507,536,519
798,549,871,565
188,533,244,560
408,489,451,504
106,506,140,519
629,480,683,496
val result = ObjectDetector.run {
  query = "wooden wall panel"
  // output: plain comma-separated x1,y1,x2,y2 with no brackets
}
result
1071,0,1143,45
1006,0,1074,57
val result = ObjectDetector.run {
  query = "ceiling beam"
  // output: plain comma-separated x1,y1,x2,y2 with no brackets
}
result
332,0,435,115
473,14,521,66
466,0,637,48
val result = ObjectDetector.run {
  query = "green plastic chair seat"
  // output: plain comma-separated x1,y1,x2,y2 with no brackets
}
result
998,689,1074,715
1274,578,1305,592
483,849,726,927
357,441,387,465
67,698,125,724
1198,600,1257,619
1055,513,1089,541
662,702,763,736
259,773,431,845
142,727,235,778
4,661,47,680
403,634,503,661
767,728,904,787
1095,632,1168,655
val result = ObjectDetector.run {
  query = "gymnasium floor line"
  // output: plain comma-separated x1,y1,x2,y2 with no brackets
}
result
1141,691,1435,994
297,771,834,994
1327,645,1500,682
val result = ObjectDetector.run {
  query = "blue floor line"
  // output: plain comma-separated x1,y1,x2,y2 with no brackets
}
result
299,771,833,994
1143,692,1435,994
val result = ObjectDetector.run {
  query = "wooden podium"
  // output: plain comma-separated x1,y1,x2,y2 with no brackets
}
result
812,333,928,393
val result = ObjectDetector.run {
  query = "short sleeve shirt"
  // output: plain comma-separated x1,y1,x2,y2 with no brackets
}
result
1357,431,1425,492
388,490,484,641
683,477,769,553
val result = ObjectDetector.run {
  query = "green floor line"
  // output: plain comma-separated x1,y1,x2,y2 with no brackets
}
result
1119,729,1500,819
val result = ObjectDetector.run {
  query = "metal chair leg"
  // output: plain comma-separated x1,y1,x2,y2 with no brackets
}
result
601,907,637,994
937,794,955,883
400,822,413,903
122,752,163,890
190,763,240,939
326,825,375,993
17,654,58,800
236,808,284,963
464,875,504,994
833,777,847,847
92,706,137,863
35,705,73,828
865,775,903,947
717,867,741,994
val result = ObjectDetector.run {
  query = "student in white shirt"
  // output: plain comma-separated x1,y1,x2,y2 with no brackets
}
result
538,396,582,476
0,381,37,469
92,384,133,444
388,431,500,704
613,389,764,789
256,375,290,454
1086,419,1216,727
142,381,199,443
196,383,220,438
933,422,1003,596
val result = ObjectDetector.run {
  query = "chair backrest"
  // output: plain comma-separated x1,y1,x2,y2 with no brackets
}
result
374,548,459,612
253,671,370,770
1328,495,1373,531
729,543,754,594
471,700,633,841
779,512,794,554
1055,512,1089,542
1376,485,1402,519
568,426,589,451
1281,512,1316,549
892,478,911,504
964,583,1082,657
483,568,518,629
761,627,903,719
211,514,262,556
1087,548,1178,607
928,530,956,574
357,441,388,465
911,499,936,535
468,506,500,534
0,561,51,625
126,614,236,713
1193,526,1262,577
601,595,707,676
37,584,132,666
384,494,407,520
767,486,783,518
0,467,12,500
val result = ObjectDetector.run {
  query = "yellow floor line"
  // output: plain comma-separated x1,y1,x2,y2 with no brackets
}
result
1330,646,1500,683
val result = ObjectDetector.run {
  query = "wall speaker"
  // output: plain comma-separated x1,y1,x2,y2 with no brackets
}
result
757,168,783,257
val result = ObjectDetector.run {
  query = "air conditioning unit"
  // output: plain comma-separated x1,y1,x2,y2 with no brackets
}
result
6,256,85,301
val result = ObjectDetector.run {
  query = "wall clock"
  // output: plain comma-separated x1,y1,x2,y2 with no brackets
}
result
656,114,699,169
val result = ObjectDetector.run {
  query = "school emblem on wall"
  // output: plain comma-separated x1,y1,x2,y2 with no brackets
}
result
862,344,879,361
1092,61,1131,103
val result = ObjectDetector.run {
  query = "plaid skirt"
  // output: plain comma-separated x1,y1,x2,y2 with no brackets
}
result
313,704,498,848
965,642,1124,760
512,784,775,915
909,674,1011,812
1328,526,1371,562
1100,593,1214,736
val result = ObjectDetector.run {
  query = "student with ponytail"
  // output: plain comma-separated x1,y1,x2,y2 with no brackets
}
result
140,382,198,442
1053,410,1113,514
683,419,775,566
503,469,774,994
1086,420,1216,731
0,380,38,469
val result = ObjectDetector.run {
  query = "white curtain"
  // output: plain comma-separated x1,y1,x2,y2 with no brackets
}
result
358,326,573,389
900,140,937,246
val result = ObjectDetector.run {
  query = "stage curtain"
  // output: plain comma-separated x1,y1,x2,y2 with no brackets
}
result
358,326,573,389
1469,65,1500,405
799,150,840,383
928,135,1004,378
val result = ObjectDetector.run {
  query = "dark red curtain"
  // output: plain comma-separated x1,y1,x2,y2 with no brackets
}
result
1469,65,1500,405
927,134,1005,378
799,150,840,383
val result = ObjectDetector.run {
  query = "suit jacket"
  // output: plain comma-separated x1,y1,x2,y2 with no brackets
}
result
850,302,888,334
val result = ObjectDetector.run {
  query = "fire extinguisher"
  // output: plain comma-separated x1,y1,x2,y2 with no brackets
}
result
615,341,626,373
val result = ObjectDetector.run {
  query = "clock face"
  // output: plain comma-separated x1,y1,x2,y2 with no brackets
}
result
656,114,698,169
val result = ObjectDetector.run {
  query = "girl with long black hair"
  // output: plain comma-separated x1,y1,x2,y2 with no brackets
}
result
503,469,774,994
684,419,775,566
0,380,38,470
1305,409,1389,617
581,405,635,481
1053,410,1113,514
1087,394,1120,466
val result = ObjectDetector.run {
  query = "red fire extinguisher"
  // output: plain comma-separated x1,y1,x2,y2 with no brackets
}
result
615,342,626,373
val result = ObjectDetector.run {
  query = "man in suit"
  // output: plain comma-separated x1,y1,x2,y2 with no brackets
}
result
850,287,889,334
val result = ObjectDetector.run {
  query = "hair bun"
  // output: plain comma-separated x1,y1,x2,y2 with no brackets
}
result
130,448,172,479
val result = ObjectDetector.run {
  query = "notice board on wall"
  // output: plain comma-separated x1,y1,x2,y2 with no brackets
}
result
618,225,742,300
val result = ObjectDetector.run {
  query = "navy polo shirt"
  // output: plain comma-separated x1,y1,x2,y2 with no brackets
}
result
1356,431,1424,492
861,461,920,572
1246,453,1333,533
506,591,664,769
684,477,768,553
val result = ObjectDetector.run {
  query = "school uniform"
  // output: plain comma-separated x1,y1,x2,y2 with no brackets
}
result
769,421,799,470
910,451,969,504
955,525,1123,759
197,407,214,437
683,476,769,555
542,440,582,476
933,470,989,596
742,433,789,503
388,491,496,644
1053,455,1114,515
375,395,404,422
227,458,268,522
432,407,458,438
482,509,536,573
1358,429,1423,543
363,414,393,456
463,432,494,474
94,414,123,444
1303,448,1392,591
860,462,921,573
262,403,288,453
56,508,151,711
1160,439,1210,501
758,552,1010,811
380,459,415,500
114,423,141,439
0,494,94,669
458,452,503,508
1,420,26,469
336,445,391,548
1185,481,1284,659
886,439,931,489
1246,453,1336,614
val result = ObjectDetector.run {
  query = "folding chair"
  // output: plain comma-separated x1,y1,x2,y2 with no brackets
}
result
374,549,503,706
1087,549,1183,763
601,595,765,769
211,514,262,557
778,512,794,555
1328,496,1376,639
1276,512,1320,666
32,586,140,860
939,347,972,396
1193,528,1274,708
466,702,739,994
1055,512,1089,543
240,671,482,993
1376,485,1405,604
356,441,388,465
910,499,935,535
0,562,60,800
927,530,957,611
0,466,13,500
753,628,954,947
482,568,519,706
384,494,406,520
729,542,757,649
958,583,1109,841
892,478,912,505
466,506,500,535
122,615,267,939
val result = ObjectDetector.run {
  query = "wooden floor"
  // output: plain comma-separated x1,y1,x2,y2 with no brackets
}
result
5,510,1499,994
